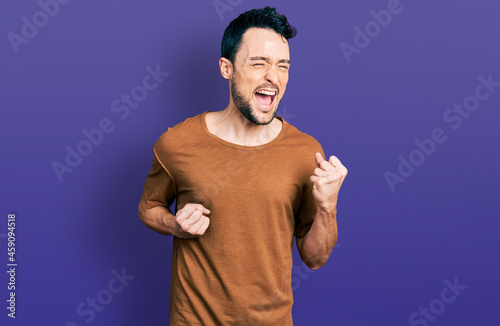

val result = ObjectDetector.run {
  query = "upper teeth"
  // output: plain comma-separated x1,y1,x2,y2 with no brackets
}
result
256,90,276,96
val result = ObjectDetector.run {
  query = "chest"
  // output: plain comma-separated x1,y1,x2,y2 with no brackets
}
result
172,149,309,212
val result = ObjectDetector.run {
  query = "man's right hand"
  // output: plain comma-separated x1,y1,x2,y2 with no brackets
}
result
168,203,211,238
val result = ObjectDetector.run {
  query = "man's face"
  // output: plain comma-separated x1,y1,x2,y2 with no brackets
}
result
230,27,291,125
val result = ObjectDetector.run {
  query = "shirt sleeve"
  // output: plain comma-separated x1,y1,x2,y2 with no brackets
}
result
294,144,325,238
294,183,318,238
140,150,177,210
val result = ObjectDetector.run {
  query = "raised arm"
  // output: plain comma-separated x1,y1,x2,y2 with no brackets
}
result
296,152,347,270
296,209,338,270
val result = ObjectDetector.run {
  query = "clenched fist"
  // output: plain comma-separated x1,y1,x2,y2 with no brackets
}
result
310,152,348,213
169,203,211,238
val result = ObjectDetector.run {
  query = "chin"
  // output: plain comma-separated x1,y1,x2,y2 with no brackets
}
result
254,106,279,125
237,105,277,126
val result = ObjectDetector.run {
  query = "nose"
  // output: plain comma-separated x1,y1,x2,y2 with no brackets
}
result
265,65,279,86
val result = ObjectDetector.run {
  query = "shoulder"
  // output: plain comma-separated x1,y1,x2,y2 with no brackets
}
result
153,112,204,166
155,113,202,148
282,120,324,154
279,120,325,173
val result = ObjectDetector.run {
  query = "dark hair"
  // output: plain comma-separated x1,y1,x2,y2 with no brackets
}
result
221,6,297,64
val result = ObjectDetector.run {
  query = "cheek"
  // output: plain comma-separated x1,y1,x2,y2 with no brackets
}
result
279,79,288,97
280,73,289,86
241,77,259,93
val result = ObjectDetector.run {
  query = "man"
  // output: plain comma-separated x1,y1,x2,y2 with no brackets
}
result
138,6,347,325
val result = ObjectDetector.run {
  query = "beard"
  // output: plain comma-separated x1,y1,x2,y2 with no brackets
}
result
230,78,279,126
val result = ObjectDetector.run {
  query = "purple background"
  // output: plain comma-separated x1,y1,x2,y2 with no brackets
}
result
1,0,499,325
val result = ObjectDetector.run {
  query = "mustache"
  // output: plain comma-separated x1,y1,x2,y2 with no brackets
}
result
254,84,279,92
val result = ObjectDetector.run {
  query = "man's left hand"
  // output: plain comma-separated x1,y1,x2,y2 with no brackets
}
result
310,152,348,214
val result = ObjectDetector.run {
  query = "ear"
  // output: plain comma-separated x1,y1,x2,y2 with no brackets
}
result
219,57,233,80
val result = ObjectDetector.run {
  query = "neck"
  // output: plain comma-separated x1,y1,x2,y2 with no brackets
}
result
206,104,282,147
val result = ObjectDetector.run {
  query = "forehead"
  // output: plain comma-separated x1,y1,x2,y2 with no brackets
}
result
236,27,290,61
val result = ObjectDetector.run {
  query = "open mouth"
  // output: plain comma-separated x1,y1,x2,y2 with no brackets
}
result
254,89,277,110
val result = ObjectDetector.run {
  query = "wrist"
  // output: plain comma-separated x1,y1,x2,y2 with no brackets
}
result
316,206,337,219
315,209,337,232
162,213,178,236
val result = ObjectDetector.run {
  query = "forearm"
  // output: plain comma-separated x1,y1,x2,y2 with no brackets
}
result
299,207,338,270
138,200,177,236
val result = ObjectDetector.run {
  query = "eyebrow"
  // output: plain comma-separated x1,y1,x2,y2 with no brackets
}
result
249,56,291,64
